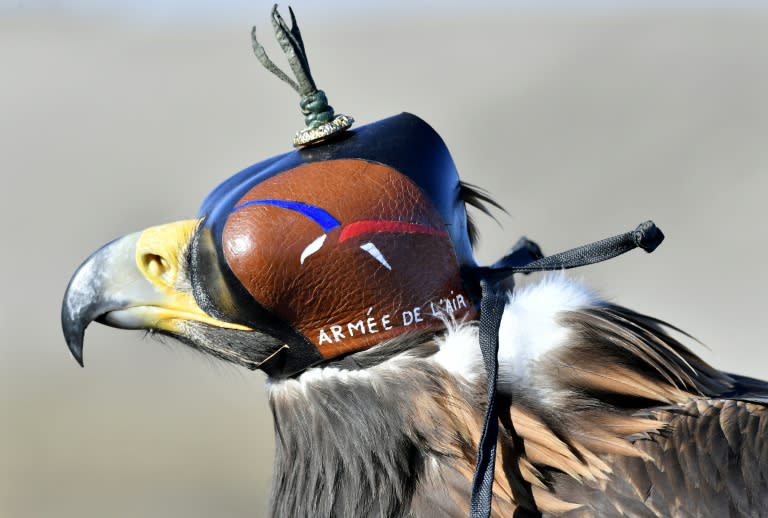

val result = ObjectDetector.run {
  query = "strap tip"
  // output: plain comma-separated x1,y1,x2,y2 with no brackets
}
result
634,221,664,253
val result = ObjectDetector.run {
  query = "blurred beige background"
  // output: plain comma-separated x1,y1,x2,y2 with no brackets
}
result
2,3,767,517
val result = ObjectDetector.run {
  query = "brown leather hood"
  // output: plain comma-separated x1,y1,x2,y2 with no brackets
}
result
222,158,476,359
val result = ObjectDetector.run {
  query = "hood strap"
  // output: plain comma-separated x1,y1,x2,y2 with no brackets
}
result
469,279,506,515
469,220,664,518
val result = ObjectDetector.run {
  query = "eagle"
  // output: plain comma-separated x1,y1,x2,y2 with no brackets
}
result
61,8,768,517
61,112,768,517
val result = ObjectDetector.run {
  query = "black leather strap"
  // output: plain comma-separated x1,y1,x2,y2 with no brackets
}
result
469,220,664,518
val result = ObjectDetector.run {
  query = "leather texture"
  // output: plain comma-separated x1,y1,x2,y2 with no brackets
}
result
223,159,475,358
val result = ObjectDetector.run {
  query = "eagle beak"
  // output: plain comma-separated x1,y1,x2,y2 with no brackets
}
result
61,220,249,366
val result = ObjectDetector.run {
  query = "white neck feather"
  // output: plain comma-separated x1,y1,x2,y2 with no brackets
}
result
433,275,600,391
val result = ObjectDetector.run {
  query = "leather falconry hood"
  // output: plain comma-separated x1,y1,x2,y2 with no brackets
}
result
193,112,479,376
188,7,487,377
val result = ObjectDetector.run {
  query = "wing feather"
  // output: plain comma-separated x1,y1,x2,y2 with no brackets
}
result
492,299,768,516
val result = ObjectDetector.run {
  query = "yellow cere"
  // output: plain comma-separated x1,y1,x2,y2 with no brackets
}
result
135,220,251,332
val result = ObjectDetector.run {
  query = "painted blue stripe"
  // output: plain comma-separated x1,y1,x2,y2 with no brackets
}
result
232,199,341,232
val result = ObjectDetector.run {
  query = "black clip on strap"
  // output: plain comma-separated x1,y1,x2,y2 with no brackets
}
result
468,220,664,518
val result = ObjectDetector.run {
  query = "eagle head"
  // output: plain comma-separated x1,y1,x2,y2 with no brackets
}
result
62,113,480,377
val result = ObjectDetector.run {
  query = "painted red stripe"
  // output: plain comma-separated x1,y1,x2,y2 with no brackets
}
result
338,220,448,242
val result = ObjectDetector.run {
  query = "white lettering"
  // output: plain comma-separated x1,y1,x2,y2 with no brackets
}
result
318,329,332,345
402,310,414,326
347,320,365,336
381,314,392,331
331,325,345,342
366,316,379,334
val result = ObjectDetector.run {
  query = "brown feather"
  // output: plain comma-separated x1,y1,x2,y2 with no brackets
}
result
265,300,768,517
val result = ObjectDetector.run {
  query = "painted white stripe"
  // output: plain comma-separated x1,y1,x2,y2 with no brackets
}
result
360,242,392,270
300,234,327,264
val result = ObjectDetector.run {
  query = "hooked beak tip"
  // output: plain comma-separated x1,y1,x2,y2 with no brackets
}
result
72,348,85,367
64,326,85,367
